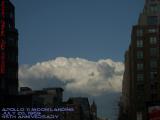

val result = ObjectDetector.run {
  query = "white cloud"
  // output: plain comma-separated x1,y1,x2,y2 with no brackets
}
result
19,57,124,96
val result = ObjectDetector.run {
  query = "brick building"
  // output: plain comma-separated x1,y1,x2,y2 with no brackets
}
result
120,0,160,120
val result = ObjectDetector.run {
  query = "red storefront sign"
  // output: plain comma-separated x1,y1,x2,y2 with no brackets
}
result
149,106,160,120
0,0,6,74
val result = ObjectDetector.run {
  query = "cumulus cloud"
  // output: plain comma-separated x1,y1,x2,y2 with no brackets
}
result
19,57,124,96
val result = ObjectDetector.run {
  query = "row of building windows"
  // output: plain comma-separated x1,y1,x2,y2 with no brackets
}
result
136,71,158,81
136,28,158,37
148,28,157,33
136,37,157,48
149,4,160,13
136,48,158,59
147,16,158,25
137,60,157,71
136,83,158,100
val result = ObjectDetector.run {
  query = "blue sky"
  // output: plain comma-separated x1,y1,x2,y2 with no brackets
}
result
11,0,144,64
12,0,145,119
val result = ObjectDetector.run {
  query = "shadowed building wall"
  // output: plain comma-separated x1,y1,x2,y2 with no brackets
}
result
0,0,18,95
121,0,160,119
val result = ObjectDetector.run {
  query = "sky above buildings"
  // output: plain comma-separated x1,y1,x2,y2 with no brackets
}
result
12,0,144,64
11,0,144,119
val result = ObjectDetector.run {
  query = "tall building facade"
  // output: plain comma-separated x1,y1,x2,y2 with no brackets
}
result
121,0,160,120
0,0,18,95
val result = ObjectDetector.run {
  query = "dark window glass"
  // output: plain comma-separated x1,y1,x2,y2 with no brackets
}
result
150,71,157,80
136,29,143,37
150,37,157,44
137,40,143,48
137,51,143,59
137,84,144,91
150,4,159,12
150,48,158,57
147,16,158,25
137,74,144,81
148,28,157,33
137,63,143,70
151,93,157,100
150,60,157,68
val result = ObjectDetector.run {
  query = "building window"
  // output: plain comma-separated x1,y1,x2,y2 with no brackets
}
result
137,112,142,120
150,37,157,44
150,48,158,57
147,16,158,25
7,37,15,45
137,51,143,59
7,68,16,78
137,29,143,37
150,60,157,69
137,74,144,81
150,71,157,80
137,63,143,70
150,4,159,12
137,40,143,48
7,53,17,62
0,78,5,89
137,84,144,91
148,28,157,33
10,12,14,19
151,93,157,100
150,84,157,90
